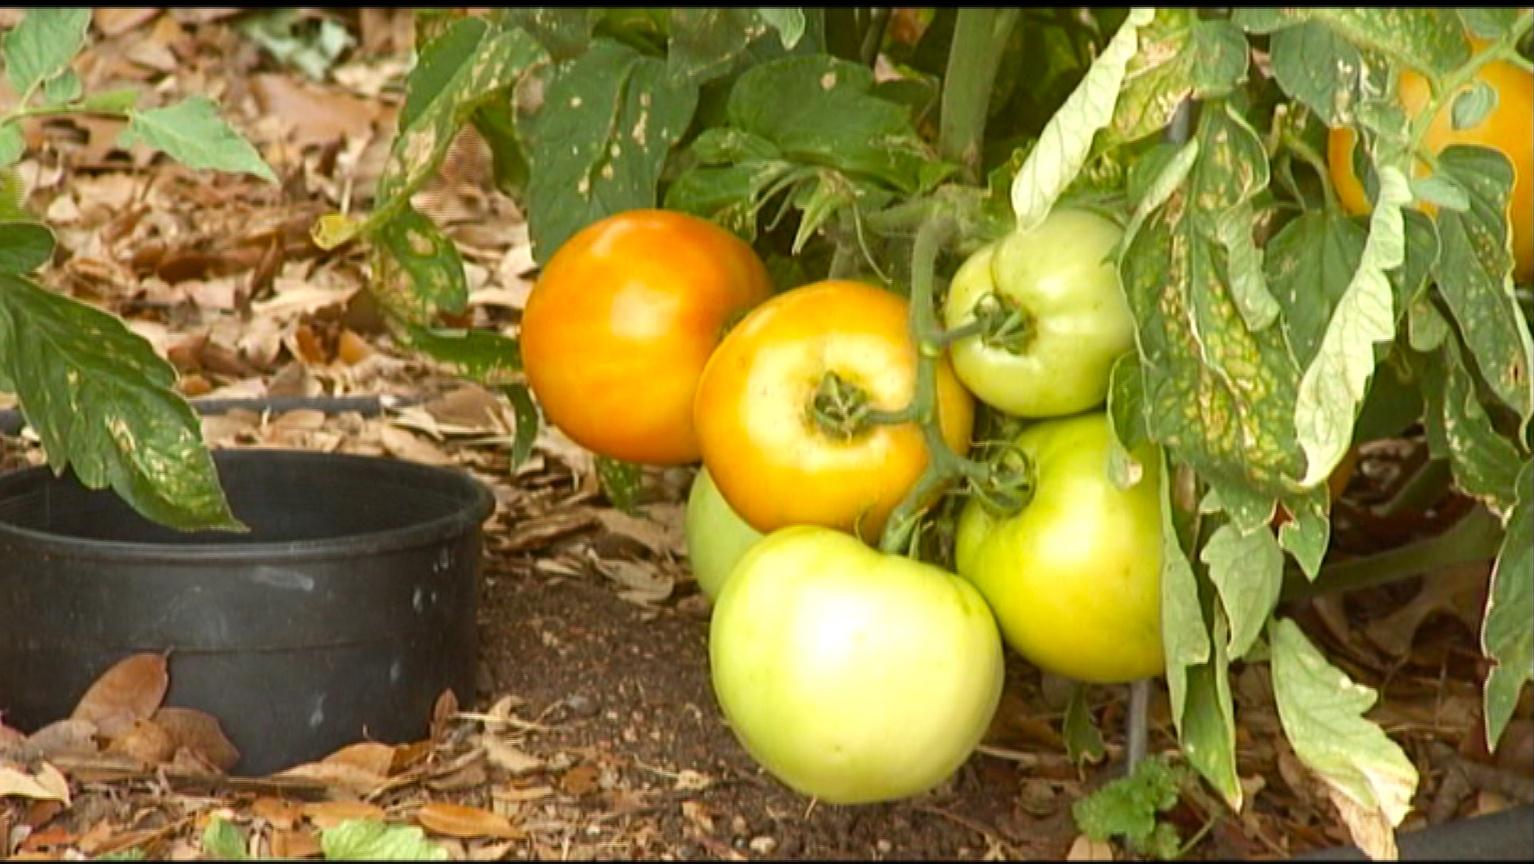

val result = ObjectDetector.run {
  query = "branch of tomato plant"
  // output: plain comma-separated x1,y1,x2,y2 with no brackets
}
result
1279,503,1503,602
859,8,892,68
1412,10,1534,147
937,8,1021,184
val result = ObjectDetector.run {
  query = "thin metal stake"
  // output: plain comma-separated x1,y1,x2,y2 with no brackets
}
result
1126,677,1150,774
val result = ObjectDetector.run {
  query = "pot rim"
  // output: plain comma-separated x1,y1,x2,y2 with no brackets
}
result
0,448,495,564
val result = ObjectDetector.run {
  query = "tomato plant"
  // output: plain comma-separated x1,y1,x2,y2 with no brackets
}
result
693,279,974,540
288,6,1533,853
709,525,1004,804
943,207,1135,417
684,466,763,600
520,209,772,465
1327,45,1533,282
955,413,1164,684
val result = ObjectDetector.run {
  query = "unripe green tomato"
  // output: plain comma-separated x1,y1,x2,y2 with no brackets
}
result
955,412,1164,684
684,466,764,600
943,208,1134,417
710,526,1004,805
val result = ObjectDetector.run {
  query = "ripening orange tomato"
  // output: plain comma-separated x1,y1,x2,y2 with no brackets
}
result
520,210,772,465
1327,51,1534,283
693,279,975,541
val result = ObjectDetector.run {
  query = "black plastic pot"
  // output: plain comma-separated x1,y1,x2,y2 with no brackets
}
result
0,449,492,775
1295,803,1534,860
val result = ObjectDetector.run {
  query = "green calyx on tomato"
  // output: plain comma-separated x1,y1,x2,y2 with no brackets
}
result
694,279,975,541
955,412,1164,685
710,525,1004,805
943,208,1134,418
684,466,764,600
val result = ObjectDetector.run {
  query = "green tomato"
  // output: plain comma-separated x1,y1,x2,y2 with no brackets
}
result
684,466,764,600
955,412,1163,684
710,526,1004,805
943,208,1133,417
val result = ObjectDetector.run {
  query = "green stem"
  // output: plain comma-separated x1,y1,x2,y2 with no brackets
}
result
1413,11,1534,147
879,212,974,555
1376,457,1453,518
1282,131,1336,211
1280,504,1504,602
859,8,892,68
938,8,1019,184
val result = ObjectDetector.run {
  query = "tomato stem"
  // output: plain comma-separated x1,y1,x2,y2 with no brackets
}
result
938,8,1021,183
1280,504,1503,601
807,370,914,440
878,209,1035,556
971,291,1035,355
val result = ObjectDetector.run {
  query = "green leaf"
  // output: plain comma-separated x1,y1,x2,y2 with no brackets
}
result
1267,22,1385,126
0,274,243,531
667,9,771,85
500,383,539,471
1482,459,1533,751
1213,200,1279,332
1159,454,1209,733
472,100,529,199
0,121,22,167
1458,9,1520,40
1108,11,1248,145
1,7,90,95
41,67,80,105
1451,80,1497,132
0,221,54,273
375,206,467,319
1199,476,1277,534
1064,683,1106,766
366,22,544,260
1011,7,1154,229
1072,755,1185,859
523,39,698,263
1418,337,1522,511
1234,9,1468,76
320,820,449,861
757,9,807,50
1293,160,1410,488
1120,104,1305,498
502,8,599,61
1200,522,1283,660
1106,352,1148,489
1182,605,1242,810
1277,485,1332,579
401,325,521,384
97,848,146,861
1411,173,1470,212
1433,146,1534,426
400,16,491,132
1270,618,1419,832
1267,210,1368,367
121,97,277,183
201,817,249,861
596,455,643,514
726,54,949,194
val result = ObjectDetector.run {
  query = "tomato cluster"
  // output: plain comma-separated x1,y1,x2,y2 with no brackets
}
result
517,207,1181,804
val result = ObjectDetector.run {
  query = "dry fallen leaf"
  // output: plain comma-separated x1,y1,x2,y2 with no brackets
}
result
70,653,169,738
1066,834,1115,861
1326,786,1398,861
323,741,398,777
250,73,381,148
0,763,71,804
270,827,323,859
416,802,522,840
301,800,386,830
152,706,241,772
560,763,601,797
104,718,176,764
1364,563,1487,657
276,760,390,797
253,796,305,831
482,735,542,776
25,719,100,759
